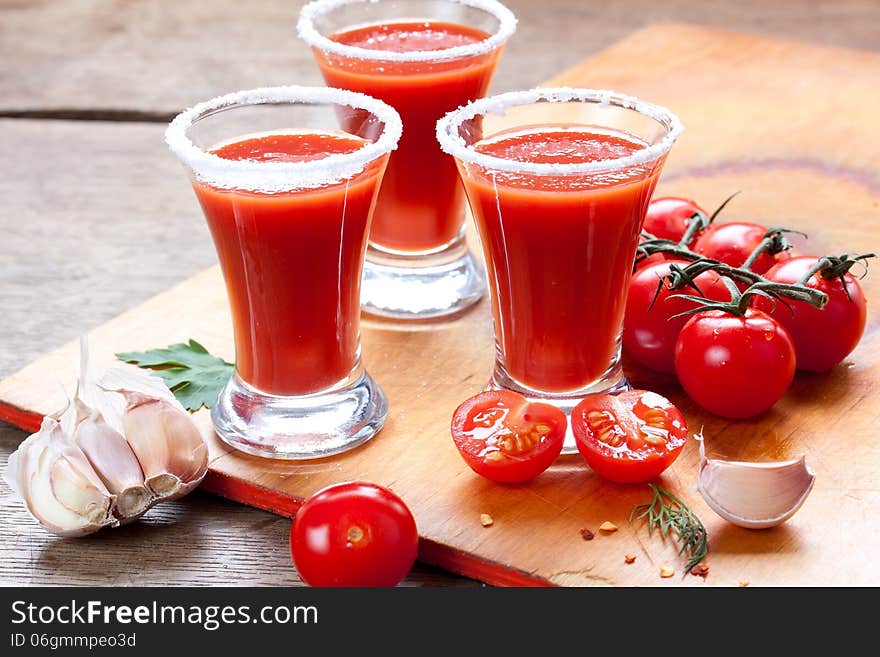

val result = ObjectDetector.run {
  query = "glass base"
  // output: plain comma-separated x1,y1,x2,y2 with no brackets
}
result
212,370,388,460
488,358,631,455
360,238,486,320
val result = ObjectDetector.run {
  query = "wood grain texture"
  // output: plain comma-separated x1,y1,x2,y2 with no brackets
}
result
3,23,879,586
2,0,879,115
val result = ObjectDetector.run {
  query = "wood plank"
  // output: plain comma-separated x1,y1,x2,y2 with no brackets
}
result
2,24,879,586
0,119,216,377
2,0,879,114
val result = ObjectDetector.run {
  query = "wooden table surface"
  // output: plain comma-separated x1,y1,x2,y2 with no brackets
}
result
2,0,878,587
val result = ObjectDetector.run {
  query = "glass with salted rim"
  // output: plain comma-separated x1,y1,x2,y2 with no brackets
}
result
165,86,402,459
437,88,683,452
298,0,516,320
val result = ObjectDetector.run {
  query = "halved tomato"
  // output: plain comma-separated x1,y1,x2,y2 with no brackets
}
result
571,390,688,484
451,390,566,483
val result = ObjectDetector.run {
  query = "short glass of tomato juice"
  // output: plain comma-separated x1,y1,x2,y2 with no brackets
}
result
165,86,402,459
298,0,517,320
437,88,683,452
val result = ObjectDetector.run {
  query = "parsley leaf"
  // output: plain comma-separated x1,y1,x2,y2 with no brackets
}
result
116,339,233,411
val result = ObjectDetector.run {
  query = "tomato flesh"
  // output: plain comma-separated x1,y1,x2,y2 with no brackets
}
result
451,390,566,483
674,309,796,418
290,482,418,587
758,256,867,372
571,390,688,484
693,221,792,274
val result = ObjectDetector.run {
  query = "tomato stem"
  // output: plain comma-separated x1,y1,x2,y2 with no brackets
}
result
798,253,876,302
640,216,839,315
740,227,803,271
679,191,741,248
636,233,703,267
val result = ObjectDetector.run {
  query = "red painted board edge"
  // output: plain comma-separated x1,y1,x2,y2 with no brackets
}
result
1,401,554,587
0,403,42,434
201,469,553,587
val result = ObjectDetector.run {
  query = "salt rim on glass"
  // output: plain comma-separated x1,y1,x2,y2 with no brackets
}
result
436,87,684,176
164,86,403,194
297,0,517,63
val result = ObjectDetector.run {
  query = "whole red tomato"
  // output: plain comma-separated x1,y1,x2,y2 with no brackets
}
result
757,256,868,371
571,390,688,484
451,390,566,483
623,260,730,373
290,482,418,587
674,309,796,418
643,197,706,244
693,222,792,274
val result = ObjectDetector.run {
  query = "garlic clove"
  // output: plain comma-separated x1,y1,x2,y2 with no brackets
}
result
71,401,152,519
697,439,815,529
50,452,115,525
5,417,115,536
121,394,208,501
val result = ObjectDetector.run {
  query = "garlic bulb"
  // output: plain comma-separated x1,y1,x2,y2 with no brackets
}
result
4,336,208,536
697,438,815,529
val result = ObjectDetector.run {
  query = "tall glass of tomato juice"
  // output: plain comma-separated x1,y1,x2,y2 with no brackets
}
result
437,88,683,452
165,86,402,459
298,0,516,320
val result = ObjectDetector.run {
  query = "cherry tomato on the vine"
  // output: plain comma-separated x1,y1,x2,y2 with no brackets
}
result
290,482,418,587
692,221,792,274
674,309,796,418
571,390,688,484
757,256,868,372
623,260,730,373
451,390,566,483
643,197,706,244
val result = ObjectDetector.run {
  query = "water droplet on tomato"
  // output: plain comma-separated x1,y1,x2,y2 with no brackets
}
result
764,330,775,341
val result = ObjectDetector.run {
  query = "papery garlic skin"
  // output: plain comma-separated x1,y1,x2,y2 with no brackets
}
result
4,417,116,537
121,393,208,500
697,439,816,529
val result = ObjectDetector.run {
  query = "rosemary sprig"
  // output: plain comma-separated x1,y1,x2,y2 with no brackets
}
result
630,483,708,572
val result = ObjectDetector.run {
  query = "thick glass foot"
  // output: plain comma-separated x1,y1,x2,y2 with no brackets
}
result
212,370,388,460
360,239,486,320
488,356,631,455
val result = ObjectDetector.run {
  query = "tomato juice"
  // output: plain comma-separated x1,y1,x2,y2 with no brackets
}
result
461,127,663,392
313,21,502,252
193,132,387,395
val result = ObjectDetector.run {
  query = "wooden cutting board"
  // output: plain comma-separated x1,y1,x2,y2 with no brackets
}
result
2,23,879,586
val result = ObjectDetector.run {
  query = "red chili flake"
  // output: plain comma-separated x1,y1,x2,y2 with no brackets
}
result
690,564,710,578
